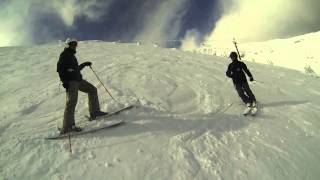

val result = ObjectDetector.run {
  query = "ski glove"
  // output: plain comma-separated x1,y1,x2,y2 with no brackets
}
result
62,82,69,90
79,61,92,70
82,61,92,67
249,77,254,81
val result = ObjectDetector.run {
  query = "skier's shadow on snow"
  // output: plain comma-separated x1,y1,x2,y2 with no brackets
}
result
84,105,268,150
259,100,309,108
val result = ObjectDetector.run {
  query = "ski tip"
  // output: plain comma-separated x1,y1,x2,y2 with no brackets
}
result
122,105,136,110
119,104,136,109
127,104,136,108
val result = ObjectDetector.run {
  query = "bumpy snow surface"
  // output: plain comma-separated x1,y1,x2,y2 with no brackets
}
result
1,41,320,180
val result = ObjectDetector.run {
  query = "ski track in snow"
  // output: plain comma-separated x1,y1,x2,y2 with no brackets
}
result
1,41,320,180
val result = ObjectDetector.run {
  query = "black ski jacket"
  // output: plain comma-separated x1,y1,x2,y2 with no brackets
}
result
226,60,253,84
57,48,86,82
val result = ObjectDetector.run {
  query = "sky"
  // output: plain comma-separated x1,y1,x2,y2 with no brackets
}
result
206,0,320,44
0,0,320,47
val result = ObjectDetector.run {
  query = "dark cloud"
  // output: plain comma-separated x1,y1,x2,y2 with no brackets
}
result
177,0,221,44
26,0,221,46
3,0,319,47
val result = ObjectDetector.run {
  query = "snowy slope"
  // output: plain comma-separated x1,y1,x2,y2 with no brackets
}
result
1,41,320,180
198,31,320,76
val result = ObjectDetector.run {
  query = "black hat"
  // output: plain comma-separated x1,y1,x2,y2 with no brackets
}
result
229,51,238,58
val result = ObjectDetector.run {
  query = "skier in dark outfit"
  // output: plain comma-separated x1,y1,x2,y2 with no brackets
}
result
57,38,108,134
226,52,257,107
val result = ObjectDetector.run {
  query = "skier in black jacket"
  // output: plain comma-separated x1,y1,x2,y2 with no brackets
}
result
226,52,257,108
57,38,108,134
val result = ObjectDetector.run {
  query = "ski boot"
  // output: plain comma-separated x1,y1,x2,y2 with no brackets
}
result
242,103,252,115
59,125,82,135
90,111,109,121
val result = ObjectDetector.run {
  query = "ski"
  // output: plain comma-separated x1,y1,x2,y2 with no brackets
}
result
85,105,135,121
242,106,252,116
45,105,134,140
45,119,124,140
250,107,258,116
242,105,259,116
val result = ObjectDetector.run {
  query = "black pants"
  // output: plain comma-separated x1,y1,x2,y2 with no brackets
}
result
234,82,256,104
63,80,101,129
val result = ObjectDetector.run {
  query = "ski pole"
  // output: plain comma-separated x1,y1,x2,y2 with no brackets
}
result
89,66,119,104
233,38,242,60
68,133,72,154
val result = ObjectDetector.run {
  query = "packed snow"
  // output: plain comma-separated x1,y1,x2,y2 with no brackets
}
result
1,40,320,180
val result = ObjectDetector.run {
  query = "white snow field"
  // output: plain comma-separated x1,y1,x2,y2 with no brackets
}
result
1,41,320,180
199,31,320,76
